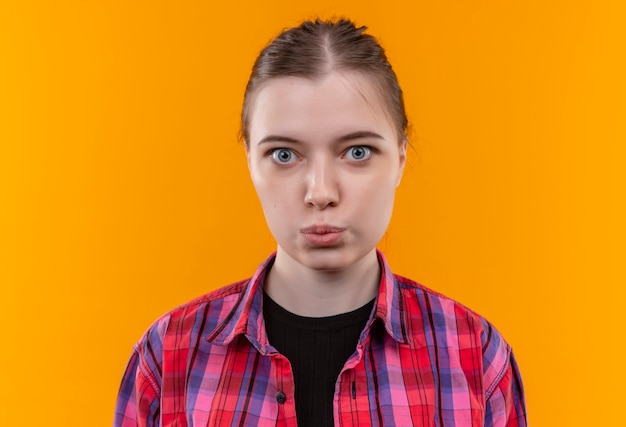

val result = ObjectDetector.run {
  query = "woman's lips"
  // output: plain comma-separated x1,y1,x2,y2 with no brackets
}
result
301,225,345,247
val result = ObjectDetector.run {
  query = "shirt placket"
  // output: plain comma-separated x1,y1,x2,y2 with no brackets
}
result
270,352,298,426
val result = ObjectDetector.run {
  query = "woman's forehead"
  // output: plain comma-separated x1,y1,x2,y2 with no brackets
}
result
248,72,396,144
252,71,382,105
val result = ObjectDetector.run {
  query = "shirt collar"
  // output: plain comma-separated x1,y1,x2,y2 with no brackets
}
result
373,250,411,345
206,250,410,350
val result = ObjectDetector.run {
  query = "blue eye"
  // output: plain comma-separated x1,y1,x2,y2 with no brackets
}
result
271,148,297,164
345,146,372,161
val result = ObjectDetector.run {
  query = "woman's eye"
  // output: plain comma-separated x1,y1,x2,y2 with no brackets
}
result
344,146,372,161
271,148,297,164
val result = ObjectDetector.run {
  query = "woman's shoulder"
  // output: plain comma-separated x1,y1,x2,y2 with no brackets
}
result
393,274,514,389
393,274,512,352
394,273,494,326
133,278,253,350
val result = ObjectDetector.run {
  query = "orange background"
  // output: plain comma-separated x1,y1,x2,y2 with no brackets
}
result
1,1,624,425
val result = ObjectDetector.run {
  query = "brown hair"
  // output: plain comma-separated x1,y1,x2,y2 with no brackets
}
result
240,18,408,144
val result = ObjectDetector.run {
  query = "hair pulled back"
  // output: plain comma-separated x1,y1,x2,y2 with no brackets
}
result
241,18,408,144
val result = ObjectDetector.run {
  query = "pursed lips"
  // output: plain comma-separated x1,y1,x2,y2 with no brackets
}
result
300,225,346,246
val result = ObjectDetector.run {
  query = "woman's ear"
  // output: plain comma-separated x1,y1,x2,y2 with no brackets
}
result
396,138,408,187
244,141,252,169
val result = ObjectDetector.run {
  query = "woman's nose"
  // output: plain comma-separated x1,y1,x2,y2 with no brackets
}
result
304,160,339,209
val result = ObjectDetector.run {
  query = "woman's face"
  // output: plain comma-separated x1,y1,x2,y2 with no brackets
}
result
246,71,406,272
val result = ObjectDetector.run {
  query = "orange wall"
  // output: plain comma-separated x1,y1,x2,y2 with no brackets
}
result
1,1,624,425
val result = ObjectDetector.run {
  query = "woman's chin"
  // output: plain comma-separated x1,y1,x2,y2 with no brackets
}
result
278,245,375,273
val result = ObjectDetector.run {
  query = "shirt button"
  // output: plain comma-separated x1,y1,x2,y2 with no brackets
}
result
276,391,286,404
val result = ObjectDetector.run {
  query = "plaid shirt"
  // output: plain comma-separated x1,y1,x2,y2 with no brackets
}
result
114,251,526,426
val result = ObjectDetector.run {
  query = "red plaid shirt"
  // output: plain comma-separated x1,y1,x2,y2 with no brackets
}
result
115,251,526,426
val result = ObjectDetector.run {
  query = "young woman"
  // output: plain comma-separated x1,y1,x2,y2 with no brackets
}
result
115,19,527,427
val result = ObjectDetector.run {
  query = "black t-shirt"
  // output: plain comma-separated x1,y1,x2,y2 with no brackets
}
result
263,292,375,427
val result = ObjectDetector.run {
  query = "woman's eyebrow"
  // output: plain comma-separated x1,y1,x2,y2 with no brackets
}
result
336,131,385,142
257,135,300,145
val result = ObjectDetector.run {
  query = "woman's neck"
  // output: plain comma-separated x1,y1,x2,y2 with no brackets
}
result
264,248,380,317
